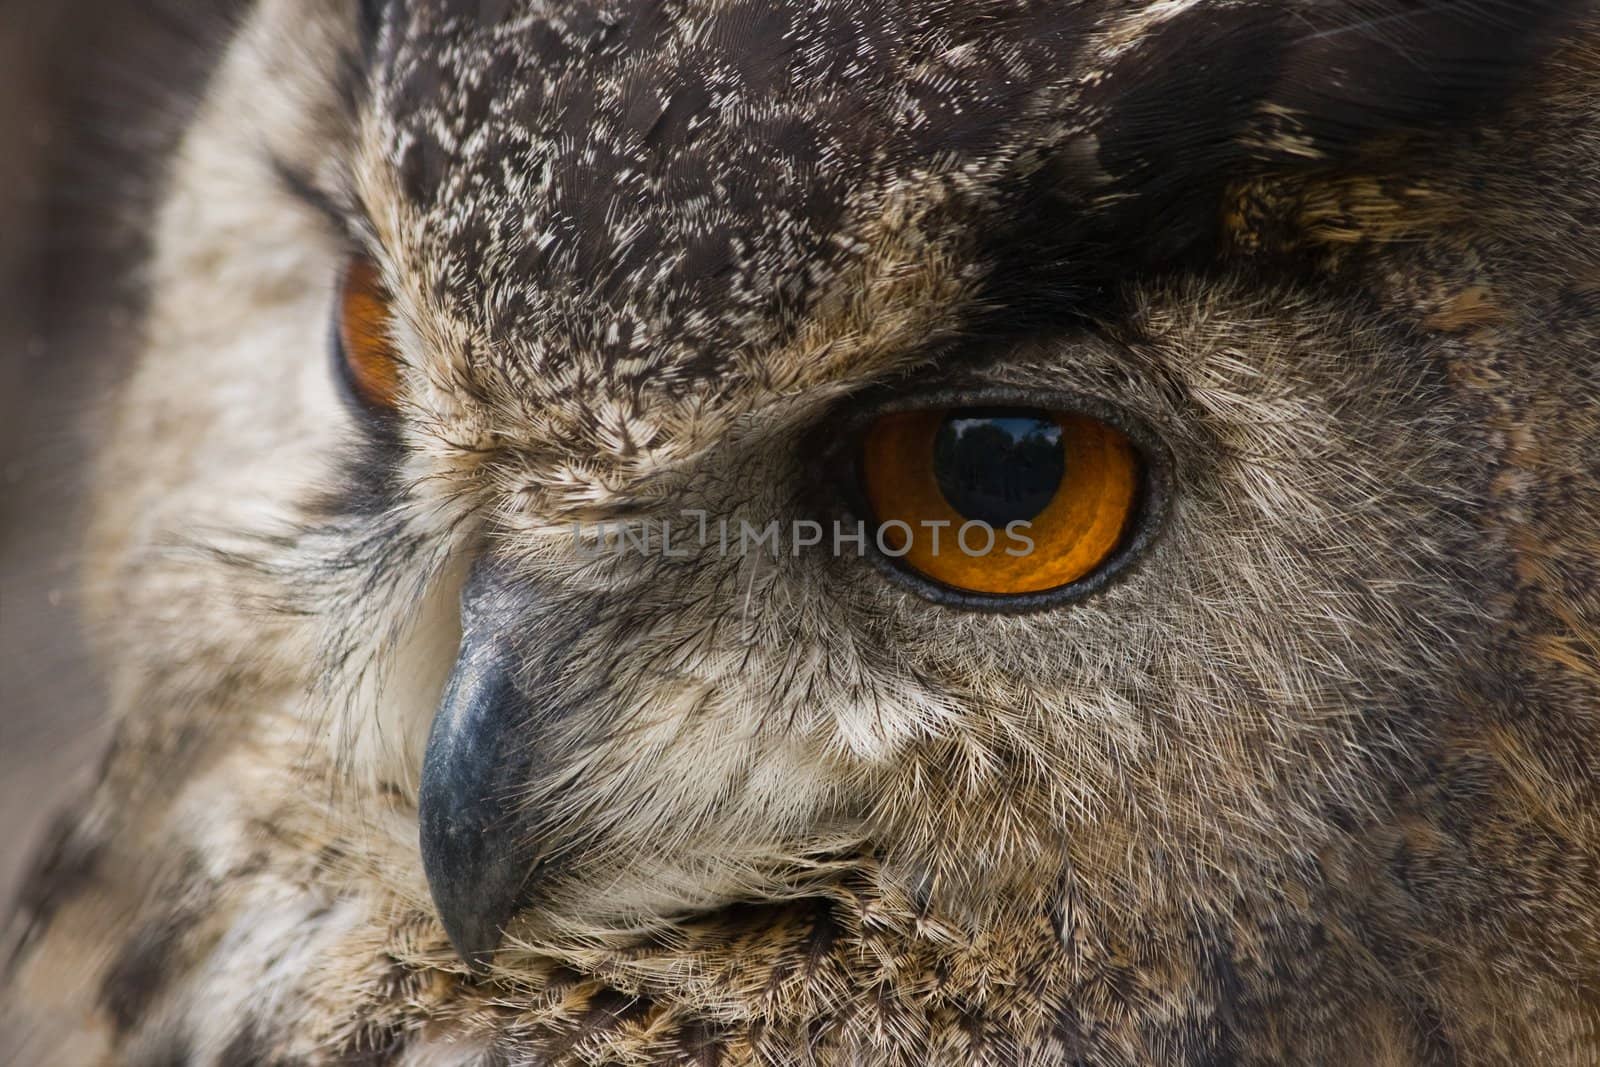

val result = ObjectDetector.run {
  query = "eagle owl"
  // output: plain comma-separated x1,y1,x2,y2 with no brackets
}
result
7,0,1600,1062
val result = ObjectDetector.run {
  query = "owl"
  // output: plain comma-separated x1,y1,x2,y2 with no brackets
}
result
6,0,1600,1063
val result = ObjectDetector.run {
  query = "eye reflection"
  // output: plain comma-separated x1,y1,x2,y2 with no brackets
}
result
933,409,1065,527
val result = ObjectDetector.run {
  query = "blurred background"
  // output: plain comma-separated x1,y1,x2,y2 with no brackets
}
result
1,1,103,914
0,0,235,912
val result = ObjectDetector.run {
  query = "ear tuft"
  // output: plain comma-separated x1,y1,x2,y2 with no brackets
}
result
1055,0,1587,267
359,0,390,53
1259,0,1586,161
1086,0,1586,179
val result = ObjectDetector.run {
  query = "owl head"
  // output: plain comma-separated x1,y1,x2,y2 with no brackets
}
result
55,0,1600,1060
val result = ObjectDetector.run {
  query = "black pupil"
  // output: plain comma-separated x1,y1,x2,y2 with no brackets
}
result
933,408,1065,527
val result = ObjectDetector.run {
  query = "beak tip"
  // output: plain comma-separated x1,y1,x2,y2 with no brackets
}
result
420,801,528,970
419,774,530,970
441,911,509,973
418,557,545,973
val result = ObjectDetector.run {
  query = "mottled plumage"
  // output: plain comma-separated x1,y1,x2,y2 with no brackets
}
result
7,0,1600,1063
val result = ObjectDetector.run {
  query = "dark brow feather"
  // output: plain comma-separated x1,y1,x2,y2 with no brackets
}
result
1293,0,1533,45
270,155,351,236
359,0,391,54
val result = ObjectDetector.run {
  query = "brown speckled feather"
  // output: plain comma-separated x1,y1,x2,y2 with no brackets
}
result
7,1,1600,1063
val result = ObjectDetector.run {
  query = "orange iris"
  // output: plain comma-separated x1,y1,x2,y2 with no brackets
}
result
860,407,1139,596
338,256,403,410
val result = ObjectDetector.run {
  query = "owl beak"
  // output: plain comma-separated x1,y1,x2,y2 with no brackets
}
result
419,559,536,970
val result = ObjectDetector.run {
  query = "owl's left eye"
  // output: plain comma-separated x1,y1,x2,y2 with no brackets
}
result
332,255,404,413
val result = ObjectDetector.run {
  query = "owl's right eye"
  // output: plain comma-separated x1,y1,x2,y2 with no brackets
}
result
333,256,404,414
838,391,1170,611
860,406,1140,596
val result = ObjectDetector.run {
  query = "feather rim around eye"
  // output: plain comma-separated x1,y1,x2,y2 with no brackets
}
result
859,406,1142,600
336,256,403,412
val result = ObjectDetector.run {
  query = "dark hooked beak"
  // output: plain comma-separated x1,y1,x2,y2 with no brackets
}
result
419,558,536,968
